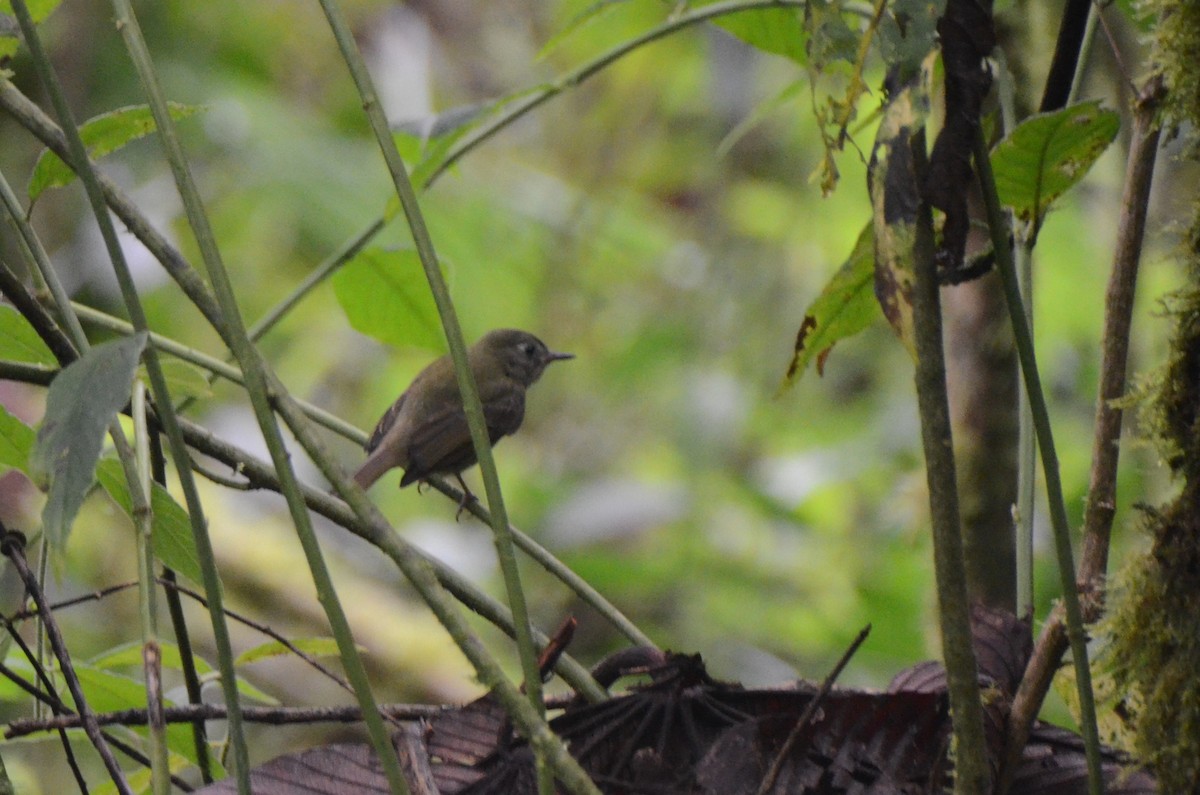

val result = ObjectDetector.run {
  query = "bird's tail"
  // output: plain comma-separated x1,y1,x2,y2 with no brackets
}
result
352,451,392,490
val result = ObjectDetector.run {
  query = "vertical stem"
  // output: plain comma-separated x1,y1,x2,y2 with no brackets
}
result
7,1,255,789
311,0,546,761
108,1,411,792
974,130,1105,795
1015,240,1036,618
132,383,169,795
910,133,991,795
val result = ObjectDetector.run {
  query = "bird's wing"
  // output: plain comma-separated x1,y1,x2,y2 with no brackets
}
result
399,390,526,487
365,391,408,453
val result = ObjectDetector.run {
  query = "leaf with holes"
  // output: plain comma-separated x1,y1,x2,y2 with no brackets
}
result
991,101,1120,228
781,222,878,387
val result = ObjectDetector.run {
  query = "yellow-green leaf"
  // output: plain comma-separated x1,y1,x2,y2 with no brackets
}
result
781,222,879,387
29,102,202,201
332,248,444,352
95,458,204,585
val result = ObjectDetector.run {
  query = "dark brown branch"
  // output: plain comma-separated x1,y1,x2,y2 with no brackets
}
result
0,530,133,795
0,259,78,364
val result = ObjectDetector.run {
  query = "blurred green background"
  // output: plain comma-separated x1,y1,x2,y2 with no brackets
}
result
0,0,1188,790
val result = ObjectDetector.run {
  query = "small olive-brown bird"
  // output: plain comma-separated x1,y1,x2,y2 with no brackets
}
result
353,329,574,497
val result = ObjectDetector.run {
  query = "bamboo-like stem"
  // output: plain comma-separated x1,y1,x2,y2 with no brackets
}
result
312,4,549,786
131,383,170,795
907,132,990,795
973,130,1104,795
8,1,255,790
996,76,1164,795
108,1,411,792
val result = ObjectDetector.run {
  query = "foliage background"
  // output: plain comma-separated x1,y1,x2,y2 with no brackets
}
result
0,0,1188,790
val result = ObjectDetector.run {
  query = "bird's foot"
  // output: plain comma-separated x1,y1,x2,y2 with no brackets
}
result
454,474,477,521
455,491,479,521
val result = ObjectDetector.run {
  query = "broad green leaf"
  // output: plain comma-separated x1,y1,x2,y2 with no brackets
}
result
91,640,214,675
867,58,933,356
0,305,56,365
138,356,213,402
235,637,350,666
0,403,35,477
95,458,204,585
0,0,60,60
713,5,806,64
332,248,444,352
30,333,147,549
781,222,879,386
73,664,212,768
29,102,202,202
991,101,1120,227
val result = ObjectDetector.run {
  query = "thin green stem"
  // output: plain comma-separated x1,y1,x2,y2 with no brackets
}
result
8,1,254,790
72,302,362,440
974,130,1105,795
1015,240,1035,617
248,216,384,342
132,383,169,795
314,0,547,761
246,1,807,335
424,0,806,188
109,1,409,792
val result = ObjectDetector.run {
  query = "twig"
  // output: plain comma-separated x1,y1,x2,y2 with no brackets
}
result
0,530,133,795
756,625,870,794
6,702,447,739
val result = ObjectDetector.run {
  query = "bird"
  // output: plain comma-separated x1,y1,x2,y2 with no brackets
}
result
353,329,574,509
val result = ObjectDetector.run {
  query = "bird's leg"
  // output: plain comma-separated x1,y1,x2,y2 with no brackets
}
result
454,473,478,521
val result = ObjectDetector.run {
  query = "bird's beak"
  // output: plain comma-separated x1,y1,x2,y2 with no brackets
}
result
547,351,575,362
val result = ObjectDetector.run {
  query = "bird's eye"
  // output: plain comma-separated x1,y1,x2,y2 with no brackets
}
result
520,342,536,357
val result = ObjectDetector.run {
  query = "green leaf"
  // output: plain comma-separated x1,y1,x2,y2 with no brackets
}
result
991,100,1120,227
332,248,444,352
28,102,202,202
0,305,56,365
90,640,214,675
0,403,36,477
713,5,807,64
139,356,213,402
781,222,879,386
72,664,218,770
235,637,350,666
95,458,204,585
30,333,147,549
0,0,60,60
